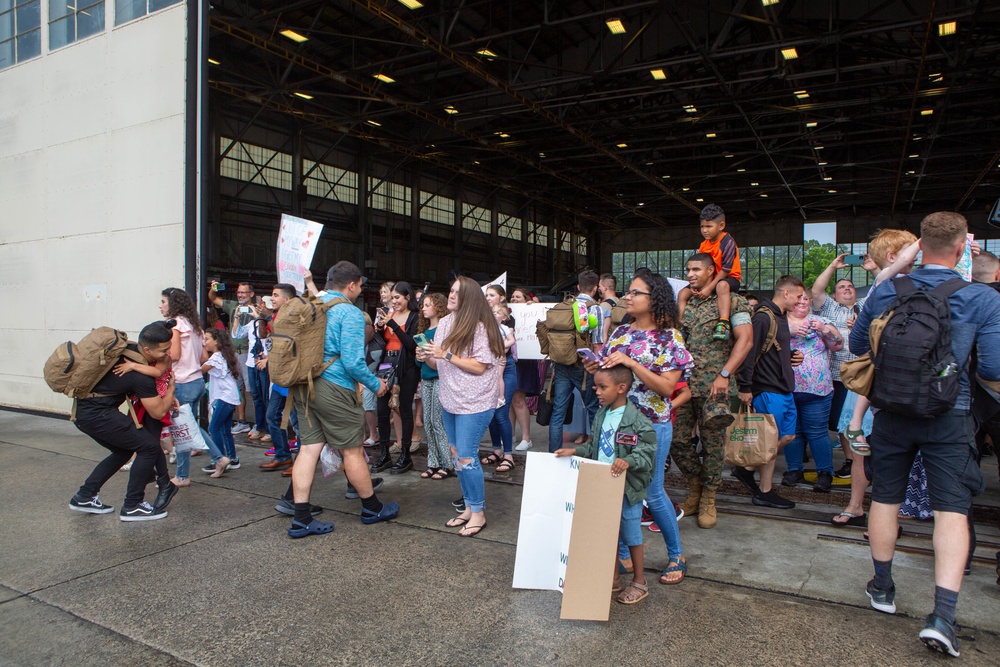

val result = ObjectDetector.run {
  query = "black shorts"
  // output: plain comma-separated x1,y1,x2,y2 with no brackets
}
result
720,277,740,293
869,410,984,515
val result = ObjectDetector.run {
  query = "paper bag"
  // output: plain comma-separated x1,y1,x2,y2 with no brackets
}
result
724,405,778,467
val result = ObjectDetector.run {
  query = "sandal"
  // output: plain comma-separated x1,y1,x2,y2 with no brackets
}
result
495,457,516,473
660,557,687,585
612,576,623,593
616,580,649,605
831,511,867,527
459,521,487,537
430,468,454,480
446,516,469,528
481,451,503,465
843,429,870,456
420,468,436,479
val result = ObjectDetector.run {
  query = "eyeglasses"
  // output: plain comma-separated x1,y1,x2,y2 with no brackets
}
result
624,289,651,298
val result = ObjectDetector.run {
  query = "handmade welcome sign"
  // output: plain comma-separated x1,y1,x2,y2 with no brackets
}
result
276,213,324,293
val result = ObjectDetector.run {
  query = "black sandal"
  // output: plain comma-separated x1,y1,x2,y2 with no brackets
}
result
420,468,436,479
495,457,516,473
431,468,454,480
481,451,503,465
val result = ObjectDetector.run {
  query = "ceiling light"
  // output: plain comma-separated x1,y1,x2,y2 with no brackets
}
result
815,145,824,150
828,189,837,193
938,21,956,36
662,175,671,179
909,154,919,158
725,153,734,158
473,160,480,165
207,58,220,66
737,168,745,172
398,0,424,9
476,48,497,59
495,131,510,138
682,187,690,191
605,18,626,34
280,29,308,43
444,105,458,114
920,109,934,116
823,176,832,181
539,152,546,158
293,92,313,100
760,193,768,197
781,47,798,60
683,104,697,113
637,202,645,207
696,198,704,202
818,161,828,166
762,0,780,5
751,182,759,186
373,73,395,84
650,68,667,80
645,161,654,166
805,121,817,128
907,170,916,175
705,133,717,139
366,119,382,127
616,142,628,148
794,89,809,97
928,72,944,82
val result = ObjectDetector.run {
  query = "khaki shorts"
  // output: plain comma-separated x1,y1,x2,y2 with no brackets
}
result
292,377,364,449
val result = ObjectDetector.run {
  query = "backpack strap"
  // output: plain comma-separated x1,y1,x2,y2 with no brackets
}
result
928,277,971,300
893,275,916,297
752,306,781,366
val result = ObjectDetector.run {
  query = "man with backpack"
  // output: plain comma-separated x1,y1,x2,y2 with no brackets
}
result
599,273,625,339
733,275,806,510
537,270,605,452
851,212,1000,657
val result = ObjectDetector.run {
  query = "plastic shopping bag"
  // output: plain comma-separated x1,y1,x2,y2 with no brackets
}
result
168,404,209,452
320,444,343,477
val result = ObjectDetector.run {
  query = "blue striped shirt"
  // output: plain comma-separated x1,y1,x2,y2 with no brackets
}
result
319,292,381,393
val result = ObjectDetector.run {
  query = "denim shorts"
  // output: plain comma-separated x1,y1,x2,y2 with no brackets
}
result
620,496,644,547
752,391,797,439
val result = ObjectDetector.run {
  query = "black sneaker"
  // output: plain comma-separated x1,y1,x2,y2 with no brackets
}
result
813,471,833,493
152,482,179,513
227,458,241,470
452,497,466,512
731,466,760,495
834,460,853,479
273,497,323,516
201,464,217,474
119,501,167,522
345,477,384,499
781,469,805,487
69,495,114,514
752,489,795,509
919,614,960,657
866,578,896,614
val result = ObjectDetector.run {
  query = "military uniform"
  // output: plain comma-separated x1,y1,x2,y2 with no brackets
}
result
673,292,752,491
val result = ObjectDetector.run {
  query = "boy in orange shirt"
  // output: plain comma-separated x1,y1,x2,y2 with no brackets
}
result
678,204,741,340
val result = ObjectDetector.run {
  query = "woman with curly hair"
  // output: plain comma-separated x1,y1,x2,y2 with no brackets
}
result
416,293,452,479
160,287,218,486
584,268,694,585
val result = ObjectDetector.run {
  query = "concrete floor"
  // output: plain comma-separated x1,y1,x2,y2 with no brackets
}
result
1,409,999,666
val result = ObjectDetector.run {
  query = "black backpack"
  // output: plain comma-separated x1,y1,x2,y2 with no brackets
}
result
869,276,970,417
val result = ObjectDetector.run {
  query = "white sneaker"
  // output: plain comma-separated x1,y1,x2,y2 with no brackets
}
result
515,440,533,452
231,421,251,435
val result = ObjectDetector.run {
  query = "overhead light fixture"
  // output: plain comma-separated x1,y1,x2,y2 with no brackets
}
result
696,198,704,202
645,161,654,166
928,72,944,82
760,193,768,197
828,189,837,194
207,58,220,66
477,48,497,59
705,133,717,139
280,29,308,43
616,142,628,148
637,202,645,207
683,104,697,113
662,175,671,179
444,105,458,114
366,119,382,127
650,68,667,80
737,168,746,172
938,21,956,36
762,0,780,5
818,161,828,166
398,0,424,9
805,121,817,128
605,18,626,34
473,160,480,165
725,153,734,158
907,170,916,175
539,152,546,158
909,154,919,158
921,109,934,116
495,131,510,138
682,187,690,191
373,73,396,84
823,176,832,181
781,47,798,60
815,145,824,150
293,92,313,100
794,90,809,99
751,182,759,186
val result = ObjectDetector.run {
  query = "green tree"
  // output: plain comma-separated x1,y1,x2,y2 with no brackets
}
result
802,239,837,292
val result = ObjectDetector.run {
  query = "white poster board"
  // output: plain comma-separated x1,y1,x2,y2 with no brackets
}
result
277,213,324,294
482,272,507,294
509,302,554,360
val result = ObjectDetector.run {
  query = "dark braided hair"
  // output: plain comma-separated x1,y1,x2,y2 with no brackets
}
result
633,268,679,330
161,288,202,334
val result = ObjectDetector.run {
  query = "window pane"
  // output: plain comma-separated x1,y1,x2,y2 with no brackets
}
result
0,38,13,69
116,0,145,24
0,11,13,42
15,25,37,59
0,1,12,14
77,2,103,40
148,0,180,11
49,14,73,49
16,0,37,31
48,0,70,20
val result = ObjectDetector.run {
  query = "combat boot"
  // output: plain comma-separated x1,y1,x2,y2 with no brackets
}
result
697,488,717,529
678,478,702,517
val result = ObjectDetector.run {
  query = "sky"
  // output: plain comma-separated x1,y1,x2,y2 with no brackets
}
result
804,221,837,246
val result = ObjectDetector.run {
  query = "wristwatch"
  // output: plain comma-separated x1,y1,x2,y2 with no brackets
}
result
445,352,453,361
718,369,731,379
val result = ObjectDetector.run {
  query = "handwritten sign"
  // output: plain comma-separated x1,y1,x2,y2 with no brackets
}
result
276,213,324,294
482,271,507,294
509,302,554,360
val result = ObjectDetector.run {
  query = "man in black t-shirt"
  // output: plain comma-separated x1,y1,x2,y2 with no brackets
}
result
69,321,180,522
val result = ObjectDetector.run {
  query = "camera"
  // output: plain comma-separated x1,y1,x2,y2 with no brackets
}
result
215,282,226,291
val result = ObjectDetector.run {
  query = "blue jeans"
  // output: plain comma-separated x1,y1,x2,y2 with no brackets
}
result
548,363,600,453
620,496,644,547
174,378,223,478
246,364,269,432
209,400,237,460
266,387,291,462
648,421,683,560
487,357,518,454
442,408,494,513
784,392,834,474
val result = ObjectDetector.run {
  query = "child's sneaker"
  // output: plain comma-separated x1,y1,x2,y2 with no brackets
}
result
648,521,661,533
228,457,241,469
712,319,731,340
264,447,276,456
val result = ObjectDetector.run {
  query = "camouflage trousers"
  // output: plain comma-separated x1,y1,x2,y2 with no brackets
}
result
671,396,729,491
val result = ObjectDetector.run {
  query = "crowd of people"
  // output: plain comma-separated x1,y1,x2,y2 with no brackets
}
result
65,205,999,656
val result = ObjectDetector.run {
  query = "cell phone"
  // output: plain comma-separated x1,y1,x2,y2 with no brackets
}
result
214,281,226,291
577,348,601,363
842,254,865,266
238,306,252,314
414,333,429,347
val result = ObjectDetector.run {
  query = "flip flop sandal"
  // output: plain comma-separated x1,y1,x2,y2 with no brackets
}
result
831,512,867,528
844,430,871,456
495,458,516,473
616,580,649,604
660,558,687,585
288,518,335,539
446,516,469,528
431,468,454,480
481,452,503,465
459,521,487,537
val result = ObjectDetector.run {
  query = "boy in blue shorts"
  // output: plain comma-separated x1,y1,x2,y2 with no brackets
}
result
555,365,656,605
